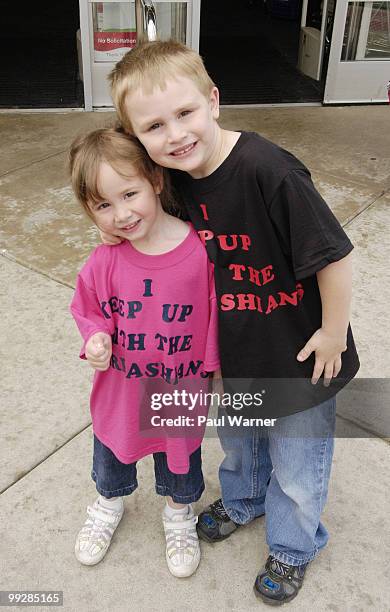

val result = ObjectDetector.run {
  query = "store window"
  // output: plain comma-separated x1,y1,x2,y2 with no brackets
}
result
156,3,187,43
92,2,187,63
341,1,390,60
93,3,136,62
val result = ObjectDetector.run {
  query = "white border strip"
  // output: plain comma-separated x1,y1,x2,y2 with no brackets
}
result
220,103,323,108
0,108,86,114
0,102,326,114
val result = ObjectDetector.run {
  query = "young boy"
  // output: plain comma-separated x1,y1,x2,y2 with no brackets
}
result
105,40,359,605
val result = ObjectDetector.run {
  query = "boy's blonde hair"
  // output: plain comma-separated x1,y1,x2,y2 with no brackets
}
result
109,39,215,133
68,127,174,219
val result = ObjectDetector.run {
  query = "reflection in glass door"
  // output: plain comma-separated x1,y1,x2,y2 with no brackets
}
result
80,0,201,108
324,0,390,102
342,2,390,59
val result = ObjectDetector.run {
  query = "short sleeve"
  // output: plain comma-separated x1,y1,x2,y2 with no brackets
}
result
268,169,353,280
70,274,113,359
203,262,220,372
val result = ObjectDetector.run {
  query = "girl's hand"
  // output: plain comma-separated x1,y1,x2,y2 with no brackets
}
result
99,228,123,245
297,328,347,386
85,332,112,371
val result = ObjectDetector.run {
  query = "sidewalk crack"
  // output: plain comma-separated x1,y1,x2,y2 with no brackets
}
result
0,150,67,179
342,189,388,228
0,251,75,290
0,423,92,496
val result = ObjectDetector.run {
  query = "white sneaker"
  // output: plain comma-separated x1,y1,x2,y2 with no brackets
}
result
162,506,200,578
75,497,124,565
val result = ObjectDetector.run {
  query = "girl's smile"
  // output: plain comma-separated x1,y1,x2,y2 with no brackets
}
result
89,162,164,247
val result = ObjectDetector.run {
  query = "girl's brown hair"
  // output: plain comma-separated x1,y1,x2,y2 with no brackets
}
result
68,125,176,219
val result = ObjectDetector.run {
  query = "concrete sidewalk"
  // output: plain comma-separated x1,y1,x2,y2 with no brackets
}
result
0,106,389,612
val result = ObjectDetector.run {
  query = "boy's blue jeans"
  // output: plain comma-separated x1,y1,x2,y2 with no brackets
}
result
217,397,336,566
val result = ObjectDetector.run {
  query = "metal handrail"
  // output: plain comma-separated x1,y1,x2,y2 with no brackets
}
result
135,0,157,42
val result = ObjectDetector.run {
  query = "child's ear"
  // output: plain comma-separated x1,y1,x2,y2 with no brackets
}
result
153,168,164,195
114,121,134,137
210,87,220,120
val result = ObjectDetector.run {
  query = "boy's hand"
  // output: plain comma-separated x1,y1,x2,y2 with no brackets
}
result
85,332,112,371
297,328,347,386
99,228,123,245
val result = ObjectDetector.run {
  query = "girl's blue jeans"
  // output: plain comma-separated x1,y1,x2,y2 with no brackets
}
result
217,397,336,566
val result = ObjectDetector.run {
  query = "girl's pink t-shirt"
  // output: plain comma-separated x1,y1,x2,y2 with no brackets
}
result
70,226,219,474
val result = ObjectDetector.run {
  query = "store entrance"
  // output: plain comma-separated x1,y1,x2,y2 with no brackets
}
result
1,2,83,108
200,0,330,104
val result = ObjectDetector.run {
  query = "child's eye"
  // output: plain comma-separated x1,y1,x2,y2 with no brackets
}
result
97,202,110,211
149,123,161,131
180,110,191,118
124,191,136,199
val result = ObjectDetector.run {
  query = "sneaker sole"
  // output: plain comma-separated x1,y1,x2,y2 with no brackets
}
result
166,551,200,578
197,511,265,544
253,582,300,606
74,507,124,566
75,547,108,566
196,523,239,543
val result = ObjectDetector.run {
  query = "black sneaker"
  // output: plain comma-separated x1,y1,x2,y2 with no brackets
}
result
253,555,308,606
197,498,240,543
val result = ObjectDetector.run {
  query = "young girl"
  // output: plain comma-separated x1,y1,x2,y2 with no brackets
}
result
68,127,219,578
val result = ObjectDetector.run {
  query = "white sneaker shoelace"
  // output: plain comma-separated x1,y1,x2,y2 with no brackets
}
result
75,498,124,565
163,507,200,578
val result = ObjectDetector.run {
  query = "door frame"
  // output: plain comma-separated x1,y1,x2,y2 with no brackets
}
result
324,0,390,103
79,0,201,110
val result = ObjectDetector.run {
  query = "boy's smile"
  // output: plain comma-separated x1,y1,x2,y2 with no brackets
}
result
125,76,224,179
170,142,197,157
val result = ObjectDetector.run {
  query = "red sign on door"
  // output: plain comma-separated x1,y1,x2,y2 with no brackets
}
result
94,31,137,61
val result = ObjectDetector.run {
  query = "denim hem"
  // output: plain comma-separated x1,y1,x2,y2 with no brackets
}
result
224,502,254,526
92,472,138,498
269,549,318,566
155,481,204,504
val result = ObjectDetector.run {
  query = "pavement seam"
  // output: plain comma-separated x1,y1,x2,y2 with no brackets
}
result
0,251,75,290
1,418,388,500
342,188,389,228
0,423,92,496
2,187,388,288
335,414,390,443
1,415,387,498
311,169,389,191
1,172,388,497
0,149,67,179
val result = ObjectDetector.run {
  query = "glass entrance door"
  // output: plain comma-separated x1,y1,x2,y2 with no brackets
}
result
79,0,201,109
324,0,390,102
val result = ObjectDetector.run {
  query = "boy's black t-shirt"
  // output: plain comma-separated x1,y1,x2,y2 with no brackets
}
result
172,131,360,415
